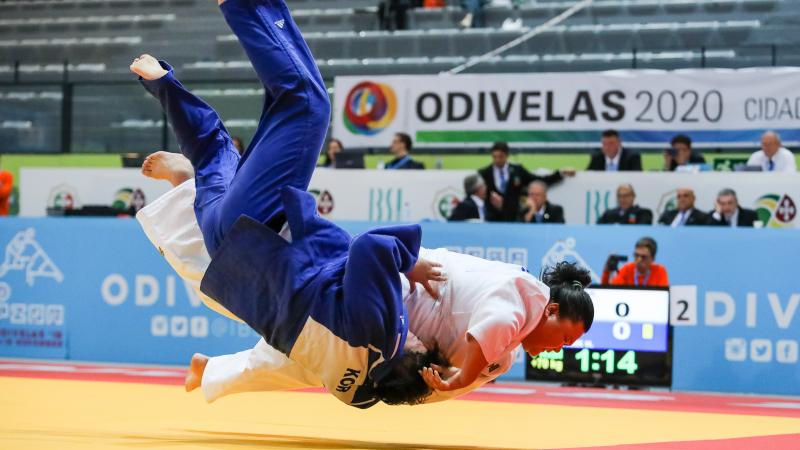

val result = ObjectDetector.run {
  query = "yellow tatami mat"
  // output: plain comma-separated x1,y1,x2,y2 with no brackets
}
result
2,377,800,450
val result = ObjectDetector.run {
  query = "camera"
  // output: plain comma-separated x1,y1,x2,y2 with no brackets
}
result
605,254,629,272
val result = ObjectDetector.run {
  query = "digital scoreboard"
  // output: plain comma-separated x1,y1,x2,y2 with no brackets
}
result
526,286,672,387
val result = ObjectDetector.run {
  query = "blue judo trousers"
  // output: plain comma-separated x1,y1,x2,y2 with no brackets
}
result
139,0,420,408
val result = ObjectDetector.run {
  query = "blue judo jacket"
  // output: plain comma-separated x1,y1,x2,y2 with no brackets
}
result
200,186,421,408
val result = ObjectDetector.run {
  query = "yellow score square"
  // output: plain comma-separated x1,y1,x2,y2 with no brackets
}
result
642,323,654,340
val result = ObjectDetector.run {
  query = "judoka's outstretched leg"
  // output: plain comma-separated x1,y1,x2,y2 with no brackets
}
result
136,0,329,256
211,0,330,242
133,54,240,256
185,339,322,402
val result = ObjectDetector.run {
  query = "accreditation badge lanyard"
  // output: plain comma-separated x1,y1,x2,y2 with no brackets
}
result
634,270,650,286
390,155,412,169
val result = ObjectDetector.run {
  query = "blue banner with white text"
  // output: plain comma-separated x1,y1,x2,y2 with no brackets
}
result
0,218,797,396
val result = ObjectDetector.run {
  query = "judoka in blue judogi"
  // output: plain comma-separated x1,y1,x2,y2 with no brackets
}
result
135,0,445,408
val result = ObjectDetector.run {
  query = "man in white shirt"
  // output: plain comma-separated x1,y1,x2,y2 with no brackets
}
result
747,131,797,173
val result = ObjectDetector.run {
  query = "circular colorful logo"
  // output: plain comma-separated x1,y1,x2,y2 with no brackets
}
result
756,194,797,228
48,184,78,210
343,81,397,136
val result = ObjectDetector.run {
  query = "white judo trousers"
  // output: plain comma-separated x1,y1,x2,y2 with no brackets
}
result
138,180,321,402
137,181,548,404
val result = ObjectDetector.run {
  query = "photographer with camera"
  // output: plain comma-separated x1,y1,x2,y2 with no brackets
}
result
601,237,669,287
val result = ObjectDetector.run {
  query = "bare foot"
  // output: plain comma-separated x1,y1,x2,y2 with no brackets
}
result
141,151,194,187
185,353,209,392
130,53,168,80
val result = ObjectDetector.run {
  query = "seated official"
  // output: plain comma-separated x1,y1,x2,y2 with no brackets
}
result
587,129,642,171
664,134,706,171
602,237,669,287
385,132,425,170
709,188,759,227
598,183,653,225
658,187,711,227
746,131,797,173
448,174,485,222
479,141,573,222
519,181,565,224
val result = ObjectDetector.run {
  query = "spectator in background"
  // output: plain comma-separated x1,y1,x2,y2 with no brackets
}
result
519,181,565,224
232,136,245,156
587,129,642,171
747,131,797,173
478,141,574,222
385,132,425,169
501,0,525,30
602,237,669,287
448,173,485,222
598,183,653,225
664,134,706,171
460,0,487,28
378,0,419,31
709,188,759,228
320,138,344,168
658,187,711,227
0,169,12,216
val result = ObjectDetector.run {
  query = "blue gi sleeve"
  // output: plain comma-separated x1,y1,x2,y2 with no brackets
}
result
342,224,422,380
138,61,232,169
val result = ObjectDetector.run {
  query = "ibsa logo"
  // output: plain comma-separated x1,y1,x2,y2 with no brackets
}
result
343,81,397,136
756,194,797,228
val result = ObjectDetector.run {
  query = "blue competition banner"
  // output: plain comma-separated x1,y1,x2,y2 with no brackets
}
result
340,222,800,396
0,218,798,396
0,219,260,365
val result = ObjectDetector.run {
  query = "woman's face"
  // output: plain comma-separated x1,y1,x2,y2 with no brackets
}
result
522,305,585,356
403,331,427,354
328,141,342,157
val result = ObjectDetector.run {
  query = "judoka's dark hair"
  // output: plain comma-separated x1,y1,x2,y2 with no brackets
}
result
542,262,594,332
374,346,448,406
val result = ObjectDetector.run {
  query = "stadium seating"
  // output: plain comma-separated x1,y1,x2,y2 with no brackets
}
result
1,0,799,153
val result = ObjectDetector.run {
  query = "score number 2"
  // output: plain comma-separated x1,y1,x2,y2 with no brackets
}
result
575,349,639,375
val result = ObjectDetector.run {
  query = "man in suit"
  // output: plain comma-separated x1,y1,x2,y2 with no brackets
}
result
478,142,573,222
598,183,653,225
385,132,425,170
658,187,711,227
519,181,565,224
709,188,759,227
587,129,642,171
448,174,485,222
